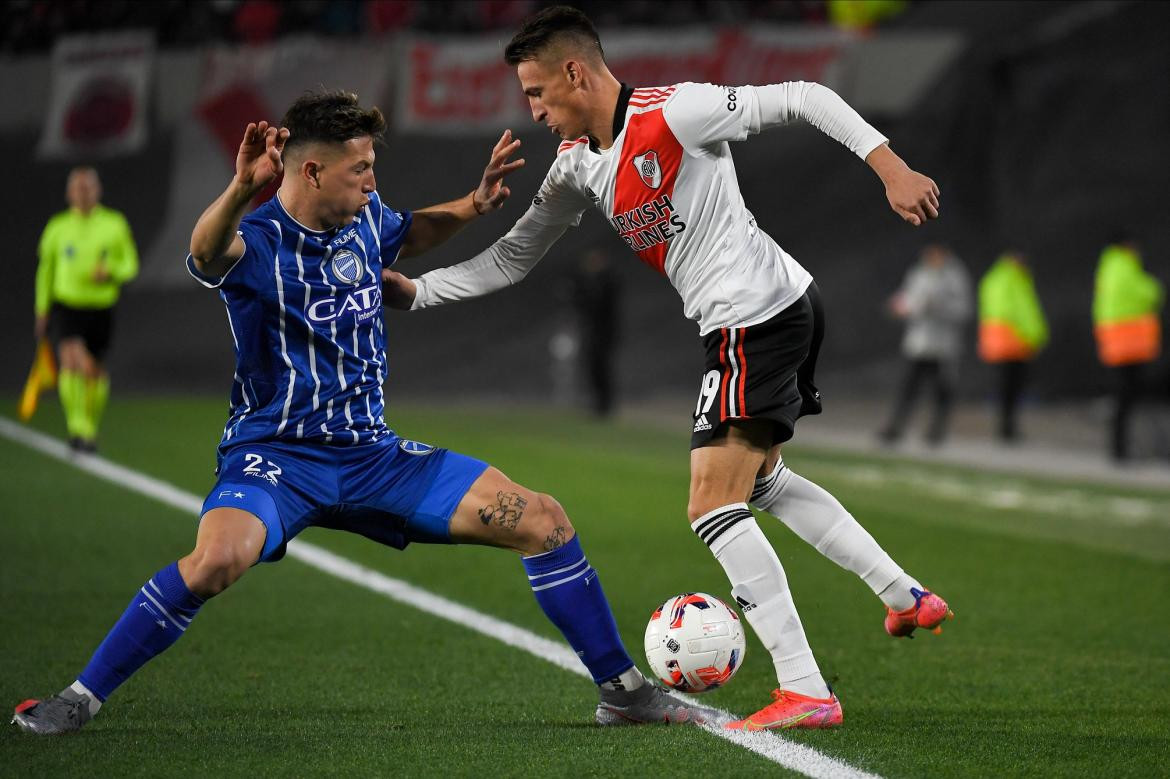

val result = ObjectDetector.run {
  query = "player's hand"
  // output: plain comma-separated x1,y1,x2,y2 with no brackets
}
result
884,167,939,227
888,293,910,318
234,121,290,194
91,264,112,284
472,129,525,214
34,314,47,341
381,269,417,310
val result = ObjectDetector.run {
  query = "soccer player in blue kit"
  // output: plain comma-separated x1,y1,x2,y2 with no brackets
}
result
13,91,705,734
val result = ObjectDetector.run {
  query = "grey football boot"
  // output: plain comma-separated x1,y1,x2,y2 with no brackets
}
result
12,688,93,735
596,680,716,726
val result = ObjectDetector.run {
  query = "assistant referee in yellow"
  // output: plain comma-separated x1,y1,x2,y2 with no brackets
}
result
34,166,138,452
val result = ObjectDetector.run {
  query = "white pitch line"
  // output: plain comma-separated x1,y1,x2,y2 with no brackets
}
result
0,417,879,779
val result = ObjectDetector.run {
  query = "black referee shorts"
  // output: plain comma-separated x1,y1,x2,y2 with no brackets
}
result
49,303,114,361
690,281,824,449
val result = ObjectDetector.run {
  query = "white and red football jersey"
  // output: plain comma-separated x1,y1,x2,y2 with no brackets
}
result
413,81,888,336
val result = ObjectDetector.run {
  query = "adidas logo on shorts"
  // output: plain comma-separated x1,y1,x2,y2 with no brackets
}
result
693,414,712,433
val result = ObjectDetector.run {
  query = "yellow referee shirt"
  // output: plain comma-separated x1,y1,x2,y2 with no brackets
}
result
35,205,139,315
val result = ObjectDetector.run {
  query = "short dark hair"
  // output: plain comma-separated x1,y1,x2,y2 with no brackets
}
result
504,5,604,66
280,90,386,156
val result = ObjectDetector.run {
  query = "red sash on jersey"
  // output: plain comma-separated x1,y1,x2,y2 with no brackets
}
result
612,109,684,275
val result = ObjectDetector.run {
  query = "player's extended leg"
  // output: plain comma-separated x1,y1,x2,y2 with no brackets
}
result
12,508,265,735
750,444,952,637
448,467,705,725
687,420,841,730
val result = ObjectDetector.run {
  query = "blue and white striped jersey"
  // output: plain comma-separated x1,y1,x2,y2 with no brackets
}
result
186,192,412,453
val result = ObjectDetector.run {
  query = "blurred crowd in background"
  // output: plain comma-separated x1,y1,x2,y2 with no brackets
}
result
0,0,905,53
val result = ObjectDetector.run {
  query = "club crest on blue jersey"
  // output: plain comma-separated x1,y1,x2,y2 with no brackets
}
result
633,150,662,188
331,249,364,285
398,439,436,456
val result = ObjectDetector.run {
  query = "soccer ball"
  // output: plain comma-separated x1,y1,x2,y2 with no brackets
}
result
644,592,745,693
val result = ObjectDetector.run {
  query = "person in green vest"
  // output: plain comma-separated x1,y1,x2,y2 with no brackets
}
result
1092,232,1163,461
34,166,139,452
978,251,1048,442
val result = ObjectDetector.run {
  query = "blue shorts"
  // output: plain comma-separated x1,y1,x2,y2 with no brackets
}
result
200,436,489,563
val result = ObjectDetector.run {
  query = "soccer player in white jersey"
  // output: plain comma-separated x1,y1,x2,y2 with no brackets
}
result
382,7,953,731
12,91,709,735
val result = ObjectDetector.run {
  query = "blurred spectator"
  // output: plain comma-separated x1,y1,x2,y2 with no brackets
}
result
572,248,622,418
366,0,417,34
879,244,972,446
978,251,1048,442
827,0,905,30
34,166,139,453
1092,233,1164,461
232,0,282,44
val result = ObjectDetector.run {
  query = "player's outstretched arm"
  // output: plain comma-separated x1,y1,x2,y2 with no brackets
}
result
398,129,525,259
190,121,289,278
684,81,940,228
381,269,417,310
865,144,939,227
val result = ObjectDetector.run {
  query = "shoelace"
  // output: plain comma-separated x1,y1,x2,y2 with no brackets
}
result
55,695,86,724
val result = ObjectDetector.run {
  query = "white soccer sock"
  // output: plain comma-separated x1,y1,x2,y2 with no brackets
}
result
751,459,921,611
598,666,646,692
68,680,102,716
691,504,830,699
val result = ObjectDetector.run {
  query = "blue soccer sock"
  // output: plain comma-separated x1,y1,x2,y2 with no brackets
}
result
77,562,205,703
521,535,636,686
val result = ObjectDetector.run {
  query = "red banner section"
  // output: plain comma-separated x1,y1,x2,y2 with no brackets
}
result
397,27,852,133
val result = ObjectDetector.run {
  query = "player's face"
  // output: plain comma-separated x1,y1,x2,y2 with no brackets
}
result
517,57,587,140
66,170,101,212
316,136,377,226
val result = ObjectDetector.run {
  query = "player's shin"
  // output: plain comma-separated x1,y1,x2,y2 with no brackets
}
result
691,504,830,699
521,535,643,690
58,370,86,439
751,459,922,611
73,562,205,715
89,374,110,437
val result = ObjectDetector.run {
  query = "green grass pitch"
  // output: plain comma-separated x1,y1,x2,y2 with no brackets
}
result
2,397,1168,777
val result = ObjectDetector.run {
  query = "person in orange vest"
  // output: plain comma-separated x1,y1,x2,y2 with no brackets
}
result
1093,232,1163,461
978,251,1048,442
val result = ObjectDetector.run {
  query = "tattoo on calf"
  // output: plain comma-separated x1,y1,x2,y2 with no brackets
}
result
479,491,528,530
543,526,567,551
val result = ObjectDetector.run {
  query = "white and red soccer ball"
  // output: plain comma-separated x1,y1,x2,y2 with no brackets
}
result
644,592,745,693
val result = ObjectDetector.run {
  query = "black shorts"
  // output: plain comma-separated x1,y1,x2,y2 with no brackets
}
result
690,281,824,449
49,303,114,360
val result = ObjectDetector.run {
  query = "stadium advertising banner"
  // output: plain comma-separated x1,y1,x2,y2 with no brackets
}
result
38,31,155,160
394,27,961,134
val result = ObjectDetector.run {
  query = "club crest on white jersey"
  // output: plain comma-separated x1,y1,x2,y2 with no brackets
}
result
633,150,662,188
332,249,364,285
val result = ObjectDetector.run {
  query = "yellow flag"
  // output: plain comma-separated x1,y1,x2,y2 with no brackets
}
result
18,340,57,421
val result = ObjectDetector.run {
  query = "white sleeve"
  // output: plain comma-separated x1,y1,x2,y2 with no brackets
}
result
664,80,888,160
411,207,570,309
411,161,586,309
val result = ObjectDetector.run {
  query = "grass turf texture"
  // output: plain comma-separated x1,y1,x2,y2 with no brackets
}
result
2,397,1169,777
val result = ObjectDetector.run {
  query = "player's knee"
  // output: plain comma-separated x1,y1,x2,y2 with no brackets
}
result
519,493,576,554
180,542,250,598
687,481,736,523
